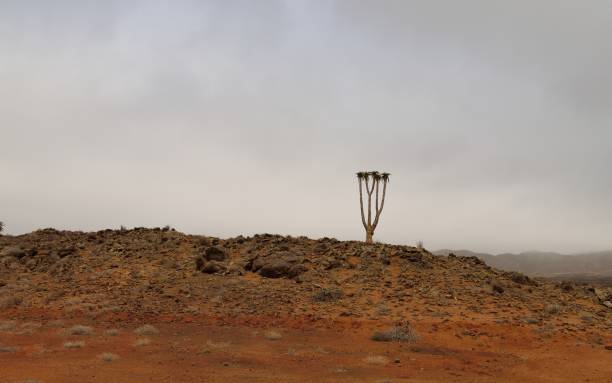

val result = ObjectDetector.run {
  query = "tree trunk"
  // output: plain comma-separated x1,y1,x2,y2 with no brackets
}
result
365,228,374,244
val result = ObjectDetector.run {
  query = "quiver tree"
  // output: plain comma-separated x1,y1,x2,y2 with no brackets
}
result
356,171,390,243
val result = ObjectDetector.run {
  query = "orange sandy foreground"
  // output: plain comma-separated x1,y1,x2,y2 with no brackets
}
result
1,312,611,383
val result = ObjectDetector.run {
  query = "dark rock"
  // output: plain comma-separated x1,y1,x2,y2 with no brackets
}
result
251,251,300,272
259,260,292,278
560,281,573,292
58,247,75,258
201,261,224,274
378,253,391,265
322,256,343,270
204,246,226,262
506,271,532,285
252,251,307,279
491,281,504,294
1,247,25,259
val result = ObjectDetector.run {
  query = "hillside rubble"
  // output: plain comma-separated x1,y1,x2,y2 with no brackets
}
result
0,228,609,334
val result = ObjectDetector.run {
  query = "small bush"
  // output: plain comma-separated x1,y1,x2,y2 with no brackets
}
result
63,341,85,349
0,320,17,331
545,304,563,315
104,329,119,336
312,288,343,302
133,338,150,347
371,325,419,343
265,330,282,340
0,345,18,353
491,281,504,294
134,324,158,335
0,221,4,233
68,325,93,335
507,271,532,285
98,352,119,362
47,320,65,328
0,296,23,309
363,355,389,365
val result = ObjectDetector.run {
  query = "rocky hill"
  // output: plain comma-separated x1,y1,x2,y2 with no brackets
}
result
1,228,611,382
0,228,609,329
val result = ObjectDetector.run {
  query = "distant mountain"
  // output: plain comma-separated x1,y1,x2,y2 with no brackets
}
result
433,249,612,279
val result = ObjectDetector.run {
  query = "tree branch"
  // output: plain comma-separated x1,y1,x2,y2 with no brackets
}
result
373,180,387,229
358,178,367,229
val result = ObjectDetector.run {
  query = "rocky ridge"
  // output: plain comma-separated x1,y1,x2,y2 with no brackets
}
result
0,228,609,337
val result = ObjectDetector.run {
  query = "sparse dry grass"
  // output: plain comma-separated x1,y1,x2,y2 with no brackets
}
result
134,338,151,347
371,325,419,343
63,341,85,349
67,325,93,335
98,352,119,362
312,288,343,302
0,296,23,309
47,319,65,328
265,330,282,340
545,304,563,315
363,355,389,365
0,320,17,331
134,324,158,335
0,345,18,353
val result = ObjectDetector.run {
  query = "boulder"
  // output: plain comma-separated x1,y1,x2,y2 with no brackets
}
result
249,251,307,279
201,261,225,274
1,247,25,259
204,246,226,262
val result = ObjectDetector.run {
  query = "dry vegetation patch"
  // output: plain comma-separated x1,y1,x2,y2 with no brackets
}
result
134,324,158,335
98,352,119,362
371,324,419,343
265,330,282,340
0,320,17,331
104,329,119,336
364,355,389,365
67,325,93,335
134,338,151,347
63,341,85,349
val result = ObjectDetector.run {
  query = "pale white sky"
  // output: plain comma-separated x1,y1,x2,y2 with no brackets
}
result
2,1,612,253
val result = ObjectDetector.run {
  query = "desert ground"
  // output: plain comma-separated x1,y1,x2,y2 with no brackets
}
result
1,228,611,382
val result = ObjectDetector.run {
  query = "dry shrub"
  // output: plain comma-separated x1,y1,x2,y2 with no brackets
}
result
63,341,85,349
134,324,158,335
371,324,419,343
68,325,93,335
133,338,150,347
265,330,282,340
545,304,563,315
312,288,343,302
363,355,389,365
98,352,119,362
104,329,119,336
0,320,17,331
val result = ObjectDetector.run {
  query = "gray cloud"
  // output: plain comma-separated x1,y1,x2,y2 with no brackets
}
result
1,0,611,253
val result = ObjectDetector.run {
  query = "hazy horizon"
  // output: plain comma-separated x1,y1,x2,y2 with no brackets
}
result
2,1,612,254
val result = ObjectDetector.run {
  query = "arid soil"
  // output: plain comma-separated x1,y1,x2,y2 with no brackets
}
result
1,228,611,382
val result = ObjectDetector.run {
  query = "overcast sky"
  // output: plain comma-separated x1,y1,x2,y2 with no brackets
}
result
1,1,612,254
